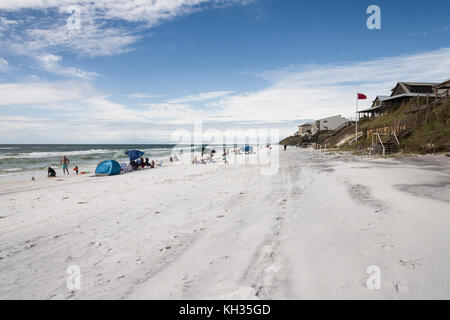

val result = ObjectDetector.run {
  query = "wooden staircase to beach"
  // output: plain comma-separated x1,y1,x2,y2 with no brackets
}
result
383,140,398,155
373,133,399,155
374,140,397,155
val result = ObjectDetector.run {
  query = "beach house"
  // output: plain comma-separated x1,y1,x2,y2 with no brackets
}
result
434,79,450,96
357,81,440,118
311,115,349,134
297,123,313,136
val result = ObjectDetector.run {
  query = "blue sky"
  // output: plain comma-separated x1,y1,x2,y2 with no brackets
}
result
0,0,449,143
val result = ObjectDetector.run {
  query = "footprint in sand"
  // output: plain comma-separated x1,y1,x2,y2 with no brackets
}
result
399,258,422,270
376,234,395,250
380,242,395,250
393,281,410,294
24,240,37,249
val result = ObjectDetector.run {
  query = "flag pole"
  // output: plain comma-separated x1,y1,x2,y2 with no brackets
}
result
355,93,359,143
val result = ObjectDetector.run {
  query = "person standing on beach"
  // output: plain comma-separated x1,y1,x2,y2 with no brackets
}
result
222,152,228,164
60,156,70,175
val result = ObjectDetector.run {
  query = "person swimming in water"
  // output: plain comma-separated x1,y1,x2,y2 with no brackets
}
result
60,156,70,175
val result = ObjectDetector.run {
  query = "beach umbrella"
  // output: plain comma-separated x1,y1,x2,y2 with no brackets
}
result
125,150,145,162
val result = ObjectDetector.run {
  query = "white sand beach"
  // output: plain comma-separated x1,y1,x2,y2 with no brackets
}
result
0,148,449,299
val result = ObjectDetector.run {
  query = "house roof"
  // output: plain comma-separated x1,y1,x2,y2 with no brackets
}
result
372,95,390,102
399,82,439,86
316,115,344,121
357,105,382,113
390,82,439,95
384,92,433,101
435,79,450,89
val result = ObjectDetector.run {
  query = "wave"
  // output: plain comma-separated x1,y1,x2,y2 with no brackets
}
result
0,167,23,172
0,149,119,160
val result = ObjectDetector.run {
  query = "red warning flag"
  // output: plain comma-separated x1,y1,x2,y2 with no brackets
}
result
357,93,367,100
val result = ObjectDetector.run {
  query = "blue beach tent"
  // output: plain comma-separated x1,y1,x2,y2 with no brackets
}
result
243,145,253,153
125,150,145,162
95,160,121,176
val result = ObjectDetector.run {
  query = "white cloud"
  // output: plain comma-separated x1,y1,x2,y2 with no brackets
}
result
0,1,248,22
78,98,212,125
167,90,233,104
142,102,212,124
1,0,252,57
216,47,450,122
133,48,450,126
0,81,97,106
128,93,164,99
1,47,449,143
36,54,98,79
0,16,19,33
0,57,8,70
23,23,139,57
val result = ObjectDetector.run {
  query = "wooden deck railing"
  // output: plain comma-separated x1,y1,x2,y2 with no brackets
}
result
405,91,449,114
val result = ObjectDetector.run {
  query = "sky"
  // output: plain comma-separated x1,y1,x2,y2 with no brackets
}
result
0,0,449,144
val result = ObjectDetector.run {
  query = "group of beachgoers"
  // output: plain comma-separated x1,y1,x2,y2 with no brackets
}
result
126,157,159,172
47,156,82,177
192,150,229,165
46,154,180,178
122,155,182,173
46,150,232,178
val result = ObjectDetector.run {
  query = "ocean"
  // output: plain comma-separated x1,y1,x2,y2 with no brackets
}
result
0,144,242,181
0,144,190,181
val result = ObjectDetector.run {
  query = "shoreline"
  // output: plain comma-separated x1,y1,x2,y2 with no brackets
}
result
0,144,257,183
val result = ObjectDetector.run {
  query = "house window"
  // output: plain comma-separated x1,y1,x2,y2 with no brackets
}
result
411,86,432,93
